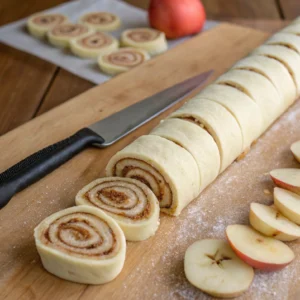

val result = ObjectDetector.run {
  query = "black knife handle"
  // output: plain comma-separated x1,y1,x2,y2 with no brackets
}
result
0,128,104,208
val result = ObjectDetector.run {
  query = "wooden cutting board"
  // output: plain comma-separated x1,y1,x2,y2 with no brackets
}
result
1,23,300,300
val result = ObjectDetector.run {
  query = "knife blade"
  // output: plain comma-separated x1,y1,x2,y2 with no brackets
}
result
0,70,212,208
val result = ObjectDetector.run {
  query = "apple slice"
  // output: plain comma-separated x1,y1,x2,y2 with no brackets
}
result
291,141,300,163
274,187,300,225
249,202,300,241
270,168,300,195
226,224,294,271
184,239,254,298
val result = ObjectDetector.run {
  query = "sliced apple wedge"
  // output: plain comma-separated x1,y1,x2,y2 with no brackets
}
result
184,239,254,298
270,168,300,195
291,141,300,163
249,202,300,241
226,224,294,271
274,187,300,225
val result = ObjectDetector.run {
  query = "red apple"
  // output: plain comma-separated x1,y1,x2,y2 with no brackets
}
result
148,0,206,39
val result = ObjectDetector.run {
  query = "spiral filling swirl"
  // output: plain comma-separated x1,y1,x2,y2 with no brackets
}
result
41,213,119,259
32,14,65,27
127,29,159,42
82,13,116,25
78,32,113,48
105,50,145,67
52,24,89,37
84,180,151,220
113,159,172,208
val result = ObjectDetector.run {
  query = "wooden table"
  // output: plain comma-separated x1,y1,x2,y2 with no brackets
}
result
0,0,298,136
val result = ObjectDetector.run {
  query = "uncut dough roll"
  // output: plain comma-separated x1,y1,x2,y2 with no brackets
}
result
27,13,68,38
170,98,243,172
266,33,300,55
70,32,119,59
47,23,94,48
121,28,168,56
76,177,160,241
252,45,300,93
216,69,283,131
34,205,126,284
150,118,220,191
232,55,296,108
106,135,201,216
198,84,263,149
98,48,150,75
79,12,121,32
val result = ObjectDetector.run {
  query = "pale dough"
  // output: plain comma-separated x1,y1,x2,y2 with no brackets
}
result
216,69,283,131
106,135,200,216
150,118,220,192
170,98,243,172
34,205,126,284
281,23,300,35
232,55,296,108
266,32,300,54
75,177,160,241
198,83,263,149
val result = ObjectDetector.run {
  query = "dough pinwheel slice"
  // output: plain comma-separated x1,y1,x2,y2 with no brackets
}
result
106,135,200,216
98,48,150,75
79,12,121,32
47,23,94,48
281,23,300,35
252,45,300,94
198,84,263,149
184,239,254,298
232,55,296,109
150,118,220,192
70,32,118,59
266,33,300,55
34,205,126,284
216,69,283,131
121,28,168,56
27,13,68,38
170,98,243,172
76,177,160,241
292,17,300,25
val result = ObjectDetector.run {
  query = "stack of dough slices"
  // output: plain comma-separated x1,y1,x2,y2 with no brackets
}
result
106,18,300,216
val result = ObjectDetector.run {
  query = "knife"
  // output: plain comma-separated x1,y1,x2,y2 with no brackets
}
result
0,70,212,208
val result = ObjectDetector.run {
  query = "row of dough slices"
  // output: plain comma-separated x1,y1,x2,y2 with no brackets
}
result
106,20,300,217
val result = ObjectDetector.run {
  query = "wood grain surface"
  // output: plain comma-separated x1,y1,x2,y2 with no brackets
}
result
279,0,300,19
3,23,299,300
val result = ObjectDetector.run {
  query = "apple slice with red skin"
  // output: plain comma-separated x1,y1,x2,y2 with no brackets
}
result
249,202,300,241
270,168,300,195
226,224,294,271
274,187,300,225
291,141,300,163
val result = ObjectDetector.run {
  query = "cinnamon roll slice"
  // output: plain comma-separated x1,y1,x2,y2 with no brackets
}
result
266,33,300,55
150,119,220,192
27,13,68,38
121,28,168,56
232,55,296,109
47,23,94,48
281,23,300,35
98,47,150,75
198,83,263,150
170,98,243,172
34,205,126,284
70,32,118,59
76,177,160,241
216,69,283,131
106,135,201,216
252,45,300,94
79,12,121,32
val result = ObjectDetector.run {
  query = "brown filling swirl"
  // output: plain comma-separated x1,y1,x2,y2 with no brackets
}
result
113,159,172,209
51,24,89,37
32,14,66,27
126,29,159,42
84,179,151,220
78,32,113,49
82,12,116,25
41,213,118,259
104,49,145,67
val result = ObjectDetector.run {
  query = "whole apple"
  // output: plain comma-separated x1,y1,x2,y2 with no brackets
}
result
148,0,206,39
